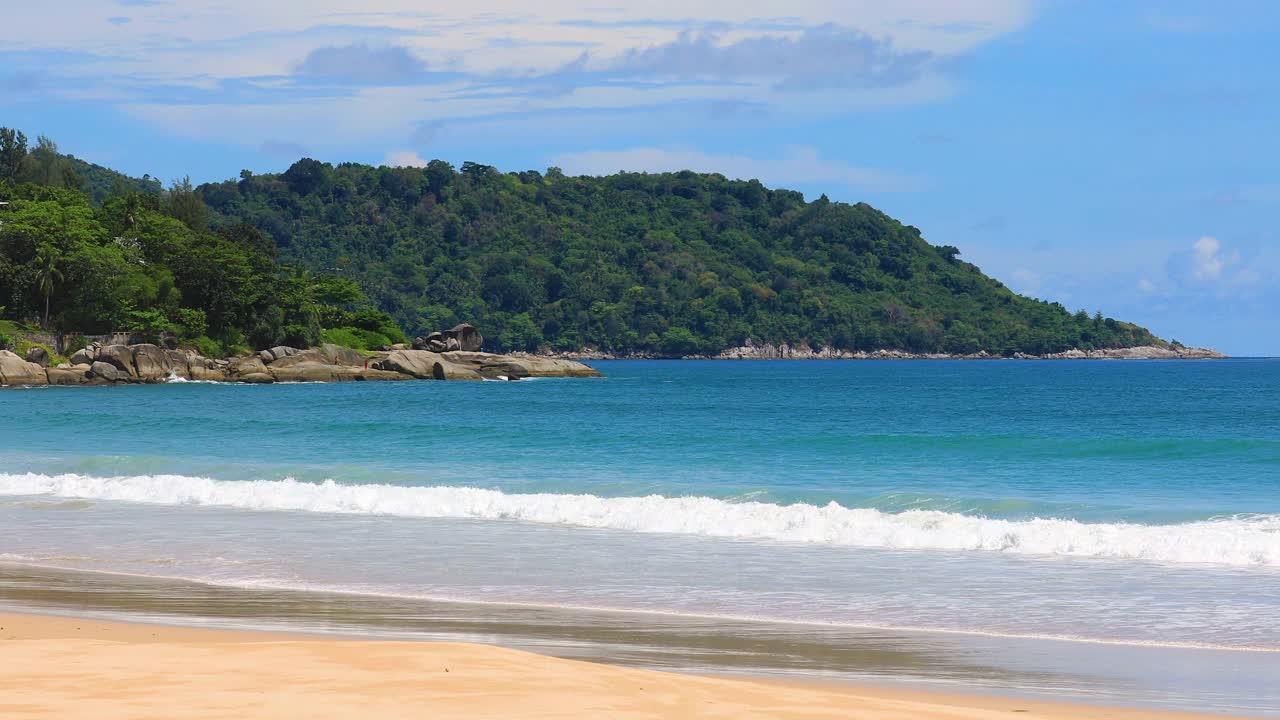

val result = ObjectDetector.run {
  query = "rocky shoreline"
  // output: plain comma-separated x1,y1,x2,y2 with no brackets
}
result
0,342,602,387
0,338,1229,387
532,341,1228,361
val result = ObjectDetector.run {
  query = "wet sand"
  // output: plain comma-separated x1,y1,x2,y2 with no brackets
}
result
1,562,1276,717
0,611,1238,720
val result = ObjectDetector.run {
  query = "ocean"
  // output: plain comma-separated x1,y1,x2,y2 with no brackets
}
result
1,359,1278,714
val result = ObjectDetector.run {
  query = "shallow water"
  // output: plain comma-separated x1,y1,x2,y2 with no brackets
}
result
1,360,1278,712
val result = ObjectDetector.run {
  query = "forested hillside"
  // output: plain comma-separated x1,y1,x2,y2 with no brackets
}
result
201,159,1161,355
1,127,1167,356
0,129,406,357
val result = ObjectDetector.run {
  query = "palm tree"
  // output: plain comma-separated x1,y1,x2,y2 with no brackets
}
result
34,246,63,328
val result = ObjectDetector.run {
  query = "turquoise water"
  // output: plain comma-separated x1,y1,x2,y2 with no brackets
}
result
2,360,1279,711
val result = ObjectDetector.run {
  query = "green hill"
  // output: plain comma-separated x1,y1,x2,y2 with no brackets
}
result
198,159,1162,355
1,126,1169,357
1,128,161,204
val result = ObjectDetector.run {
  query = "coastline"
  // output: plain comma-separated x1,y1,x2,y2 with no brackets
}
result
0,611,1238,720
523,343,1228,361
0,340,1230,388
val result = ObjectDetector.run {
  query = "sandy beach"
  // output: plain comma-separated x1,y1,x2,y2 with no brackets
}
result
0,612,1237,720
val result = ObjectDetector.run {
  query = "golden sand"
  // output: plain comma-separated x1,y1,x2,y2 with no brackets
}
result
0,612,1229,719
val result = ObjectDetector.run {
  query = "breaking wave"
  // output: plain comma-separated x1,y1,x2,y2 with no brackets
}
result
2,472,1277,567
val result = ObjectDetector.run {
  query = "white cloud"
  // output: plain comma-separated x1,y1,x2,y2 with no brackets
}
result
6,2,1034,66
383,150,429,167
295,43,425,83
1191,235,1223,280
552,146,921,192
9,0,1032,150
1161,235,1266,298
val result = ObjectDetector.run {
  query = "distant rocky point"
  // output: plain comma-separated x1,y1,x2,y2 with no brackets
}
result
712,341,1226,361
537,340,1227,361
0,338,602,387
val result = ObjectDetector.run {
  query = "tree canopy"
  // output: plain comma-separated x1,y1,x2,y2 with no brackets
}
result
199,158,1163,355
0,130,403,355
1,128,1169,356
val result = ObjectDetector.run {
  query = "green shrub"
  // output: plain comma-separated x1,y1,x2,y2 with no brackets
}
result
321,326,394,351
0,333,13,351
188,335,223,359
320,327,366,350
14,339,67,366
348,308,407,345
174,308,208,340
659,327,700,356
125,308,172,336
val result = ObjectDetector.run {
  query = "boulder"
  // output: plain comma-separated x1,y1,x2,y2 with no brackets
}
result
228,356,270,378
374,349,482,381
189,366,228,382
374,349,599,381
269,363,372,383
131,344,174,382
45,367,88,385
24,345,49,367
0,350,48,385
266,349,330,368
94,343,136,376
475,358,531,381
95,345,137,377
413,324,483,352
444,323,483,352
238,372,275,384
259,346,304,363
160,332,179,350
413,332,447,352
87,361,128,383
320,343,367,367
493,355,602,379
170,351,224,381
374,349,434,379
355,368,412,381
69,347,95,366
166,349,191,375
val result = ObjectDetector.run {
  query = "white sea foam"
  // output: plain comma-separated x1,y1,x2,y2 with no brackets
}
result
2,472,1278,567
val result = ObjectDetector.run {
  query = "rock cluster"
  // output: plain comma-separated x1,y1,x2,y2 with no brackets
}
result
1031,346,1227,360
714,340,995,360
0,339,601,387
713,340,1226,361
374,349,602,381
412,323,484,353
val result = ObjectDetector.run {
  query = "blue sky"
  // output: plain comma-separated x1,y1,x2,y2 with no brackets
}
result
3,1,1277,354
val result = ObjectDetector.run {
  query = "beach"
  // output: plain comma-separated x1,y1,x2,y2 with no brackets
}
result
0,611,1235,720
2,361,1278,716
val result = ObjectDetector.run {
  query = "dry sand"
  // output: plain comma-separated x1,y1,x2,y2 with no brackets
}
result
0,612,1230,719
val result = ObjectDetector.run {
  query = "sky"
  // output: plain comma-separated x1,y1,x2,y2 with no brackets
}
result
2,1,1277,355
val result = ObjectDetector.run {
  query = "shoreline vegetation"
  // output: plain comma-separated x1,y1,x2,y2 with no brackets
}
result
0,611,1236,720
1,128,1220,366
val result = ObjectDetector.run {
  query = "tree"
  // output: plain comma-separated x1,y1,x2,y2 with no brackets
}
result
33,244,63,327
0,127,30,183
166,177,208,231
283,158,330,196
